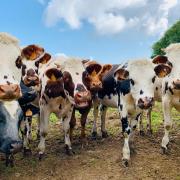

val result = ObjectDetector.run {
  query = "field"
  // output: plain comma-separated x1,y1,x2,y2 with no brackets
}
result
0,103,180,180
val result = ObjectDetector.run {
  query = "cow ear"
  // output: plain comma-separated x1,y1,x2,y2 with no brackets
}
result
22,45,44,60
46,68,63,81
154,64,172,78
15,56,22,69
100,64,112,78
82,59,90,65
86,63,102,74
39,53,51,64
152,55,168,64
114,68,129,81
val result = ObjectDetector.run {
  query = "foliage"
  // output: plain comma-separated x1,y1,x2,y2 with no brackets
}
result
152,20,180,58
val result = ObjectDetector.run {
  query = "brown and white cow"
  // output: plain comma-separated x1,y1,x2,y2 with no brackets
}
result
152,43,180,153
15,44,52,154
90,59,171,166
38,57,94,158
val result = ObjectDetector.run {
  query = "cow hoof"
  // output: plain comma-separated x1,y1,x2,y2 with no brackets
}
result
65,145,75,156
160,147,169,155
101,131,109,138
147,129,153,136
139,130,145,136
5,154,14,167
122,159,129,167
39,153,44,161
23,148,32,157
91,132,97,140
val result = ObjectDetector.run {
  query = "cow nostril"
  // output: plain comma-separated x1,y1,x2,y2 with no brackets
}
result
0,86,5,92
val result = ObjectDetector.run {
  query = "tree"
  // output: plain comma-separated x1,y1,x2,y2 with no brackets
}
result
151,20,180,58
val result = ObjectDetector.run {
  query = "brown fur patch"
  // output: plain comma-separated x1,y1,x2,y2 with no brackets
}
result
63,71,75,97
154,64,172,78
22,45,44,60
114,68,129,80
15,56,23,69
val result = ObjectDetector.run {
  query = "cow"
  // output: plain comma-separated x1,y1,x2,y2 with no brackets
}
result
38,57,93,158
0,32,23,166
82,60,112,138
91,59,171,166
152,43,180,154
15,44,52,155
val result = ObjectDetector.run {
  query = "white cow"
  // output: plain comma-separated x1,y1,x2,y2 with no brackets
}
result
152,43,180,153
38,57,92,158
92,59,171,166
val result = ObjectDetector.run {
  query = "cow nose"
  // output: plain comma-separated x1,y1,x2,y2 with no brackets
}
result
173,79,180,89
91,82,102,90
27,69,35,76
10,141,23,153
0,84,21,100
76,91,91,99
138,97,154,109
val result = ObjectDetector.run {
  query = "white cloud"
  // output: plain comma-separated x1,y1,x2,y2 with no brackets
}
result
41,0,180,36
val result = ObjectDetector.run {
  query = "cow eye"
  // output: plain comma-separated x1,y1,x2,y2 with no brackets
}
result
152,76,156,83
130,79,135,86
35,61,39,67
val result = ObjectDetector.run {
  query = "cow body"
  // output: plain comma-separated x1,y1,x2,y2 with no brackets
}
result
92,59,170,166
38,57,92,157
153,44,180,153
0,33,23,166
15,45,52,154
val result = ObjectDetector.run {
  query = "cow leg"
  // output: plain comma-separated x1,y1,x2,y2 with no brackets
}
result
38,106,50,160
69,108,76,141
118,96,131,167
147,108,153,135
36,113,40,139
137,114,144,136
130,113,142,154
62,107,74,155
161,95,172,154
20,116,32,156
92,99,99,139
100,105,108,138
80,108,91,147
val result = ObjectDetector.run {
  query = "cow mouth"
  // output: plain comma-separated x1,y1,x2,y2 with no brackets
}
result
23,76,39,87
75,100,90,108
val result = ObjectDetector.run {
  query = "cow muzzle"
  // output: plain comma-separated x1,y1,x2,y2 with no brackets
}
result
24,75,40,86
74,90,92,108
137,97,154,110
173,79,180,90
10,141,23,154
90,81,102,91
0,84,21,100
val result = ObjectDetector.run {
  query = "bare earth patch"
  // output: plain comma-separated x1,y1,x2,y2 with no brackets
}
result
0,105,180,180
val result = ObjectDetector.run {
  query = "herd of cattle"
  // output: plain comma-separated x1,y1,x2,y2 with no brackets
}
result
0,32,179,167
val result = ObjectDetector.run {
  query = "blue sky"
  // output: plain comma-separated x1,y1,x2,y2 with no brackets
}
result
0,0,179,63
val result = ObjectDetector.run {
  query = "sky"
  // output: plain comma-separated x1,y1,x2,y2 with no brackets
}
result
0,0,180,64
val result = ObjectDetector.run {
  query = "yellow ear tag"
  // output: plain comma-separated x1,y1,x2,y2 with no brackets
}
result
91,70,97,76
30,52,37,60
26,109,32,116
51,74,57,81
160,71,166,77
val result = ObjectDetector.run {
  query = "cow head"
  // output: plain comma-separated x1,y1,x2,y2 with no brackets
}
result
0,74,22,101
153,49,179,91
15,45,51,87
82,60,112,92
0,33,22,101
114,59,171,110
53,57,92,108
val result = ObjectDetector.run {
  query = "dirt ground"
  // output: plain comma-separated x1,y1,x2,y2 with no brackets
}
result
0,108,180,180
